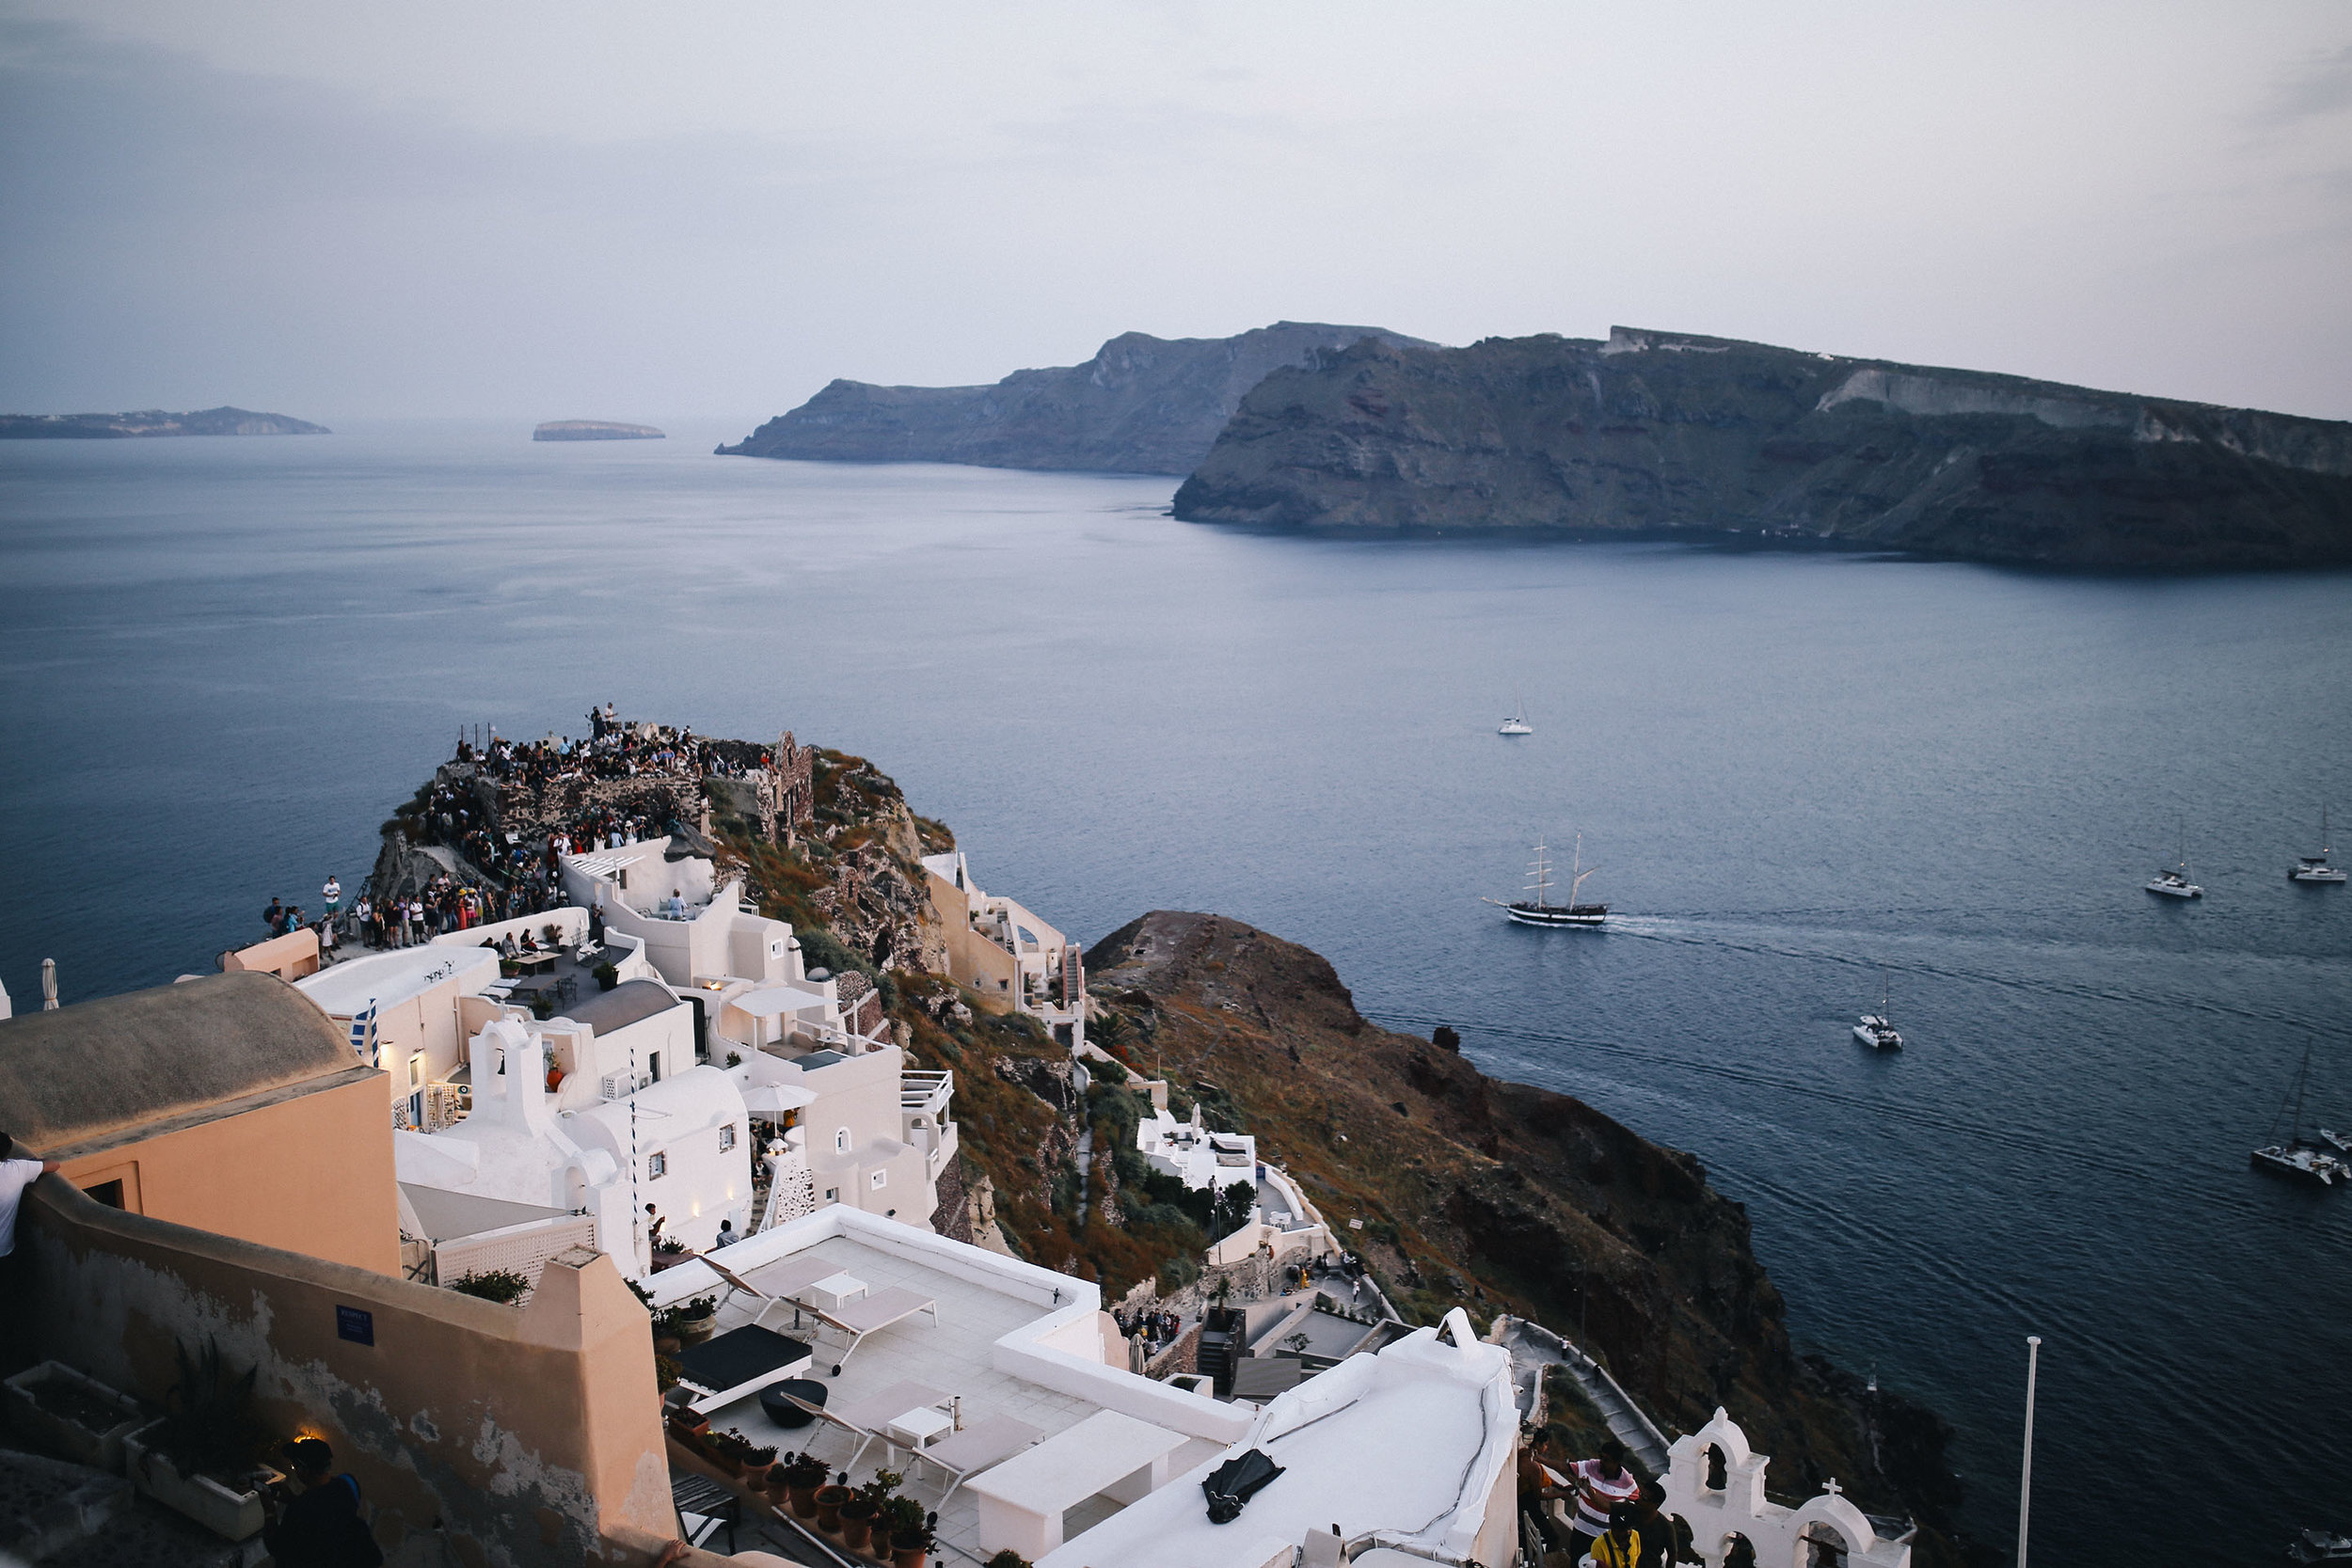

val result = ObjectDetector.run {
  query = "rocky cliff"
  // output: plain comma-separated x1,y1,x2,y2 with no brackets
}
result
0,406,328,438
717,322,1431,475
533,420,663,441
1171,326,2352,570
1079,911,1971,1561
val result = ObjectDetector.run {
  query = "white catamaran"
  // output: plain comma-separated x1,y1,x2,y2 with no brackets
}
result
2251,1044,2348,1188
1487,836,1607,927
2289,805,2346,884
2146,823,2203,899
1498,690,1533,736
1852,969,1903,1052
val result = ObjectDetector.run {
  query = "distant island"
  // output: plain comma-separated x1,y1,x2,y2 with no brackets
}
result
533,420,664,441
0,406,328,439
717,321,1431,475
1172,327,2352,571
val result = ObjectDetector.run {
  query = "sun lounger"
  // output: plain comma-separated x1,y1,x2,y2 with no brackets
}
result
912,1414,1043,1502
699,1253,844,1329
769,1378,951,1467
671,1324,812,1414
795,1286,941,1370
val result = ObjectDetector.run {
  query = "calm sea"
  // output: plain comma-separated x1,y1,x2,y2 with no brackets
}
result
4,423,2347,1563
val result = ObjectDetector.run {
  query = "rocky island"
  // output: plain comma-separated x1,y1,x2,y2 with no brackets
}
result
1171,326,2352,570
532,420,664,440
0,406,328,438
718,321,1430,475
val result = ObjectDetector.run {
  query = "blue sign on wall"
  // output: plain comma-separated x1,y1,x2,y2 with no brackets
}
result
335,1305,374,1346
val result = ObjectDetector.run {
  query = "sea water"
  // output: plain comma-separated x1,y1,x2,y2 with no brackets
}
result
3,422,2347,1564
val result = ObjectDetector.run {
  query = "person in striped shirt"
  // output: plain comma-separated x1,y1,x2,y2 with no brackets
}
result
1565,1438,1642,1563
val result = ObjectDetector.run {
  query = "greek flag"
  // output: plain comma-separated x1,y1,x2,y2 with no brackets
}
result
349,1000,379,1067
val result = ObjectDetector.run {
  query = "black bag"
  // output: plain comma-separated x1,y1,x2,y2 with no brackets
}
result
1202,1448,1285,1524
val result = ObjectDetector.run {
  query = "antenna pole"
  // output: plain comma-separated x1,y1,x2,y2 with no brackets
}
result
2017,1335,2042,1568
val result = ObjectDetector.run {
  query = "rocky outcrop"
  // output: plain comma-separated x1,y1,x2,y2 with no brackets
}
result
532,420,663,441
0,406,328,438
1083,910,1976,1561
1171,326,2352,569
717,322,1432,475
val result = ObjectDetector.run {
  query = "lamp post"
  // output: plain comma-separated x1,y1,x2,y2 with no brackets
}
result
2017,1335,2042,1568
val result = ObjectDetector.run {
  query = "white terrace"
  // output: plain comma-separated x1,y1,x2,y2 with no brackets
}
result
645,1206,1249,1562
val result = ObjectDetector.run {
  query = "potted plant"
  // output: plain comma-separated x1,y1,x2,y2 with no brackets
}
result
783,1454,827,1518
672,1294,719,1346
883,1497,937,1568
123,1339,273,1541
499,957,521,978
837,1492,878,1552
594,960,620,991
3,1361,147,1472
813,1473,851,1532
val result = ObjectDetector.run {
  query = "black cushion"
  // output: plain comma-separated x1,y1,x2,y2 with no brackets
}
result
675,1325,810,1395
758,1378,829,1429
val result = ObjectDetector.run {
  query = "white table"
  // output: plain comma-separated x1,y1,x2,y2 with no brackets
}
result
883,1403,955,1459
965,1409,1188,1560
805,1272,867,1313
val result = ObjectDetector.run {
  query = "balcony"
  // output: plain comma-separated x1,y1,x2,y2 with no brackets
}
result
900,1069,953,1123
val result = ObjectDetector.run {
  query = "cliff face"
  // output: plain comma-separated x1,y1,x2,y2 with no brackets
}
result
717,322,1432,475
1171,327,2352,569
0,406,329,437
1082,911,1970,1560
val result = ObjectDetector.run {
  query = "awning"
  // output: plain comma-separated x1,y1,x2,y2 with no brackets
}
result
732,985,834,1019
742,1082,818,1117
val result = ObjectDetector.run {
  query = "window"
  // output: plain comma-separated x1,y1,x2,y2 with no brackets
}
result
834,1128,851,1155
408,1052,425,1090
648,1052,662,1084
719,1123,737,1152
83,1180,125,1210
869,1169,887,1191
823,1187,838,1203
647,1150,668,1179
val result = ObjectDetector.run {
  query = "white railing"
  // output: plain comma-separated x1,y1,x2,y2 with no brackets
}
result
900,1069,953,1120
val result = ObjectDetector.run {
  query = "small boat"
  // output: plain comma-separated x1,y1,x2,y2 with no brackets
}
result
2289,805,2346,884
1498,690,1533,736
1486,836,1606,927
1853,969,1903,1052
2317,1127,2352,1158
2251,1045,2347,1188
2289,1527,2352,1563
2147,823,2202,898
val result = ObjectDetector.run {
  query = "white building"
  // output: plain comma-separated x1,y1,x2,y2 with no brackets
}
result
922,850,1086,1048
644,1206,1518,1567
1663,1409,1915,1568
1137,1101,1258,1193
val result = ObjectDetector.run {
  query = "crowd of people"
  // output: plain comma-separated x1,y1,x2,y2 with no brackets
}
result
1520,1431,1692,1567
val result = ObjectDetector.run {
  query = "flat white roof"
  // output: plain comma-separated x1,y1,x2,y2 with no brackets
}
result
295,944,499,1016
1038,1314,1517,1568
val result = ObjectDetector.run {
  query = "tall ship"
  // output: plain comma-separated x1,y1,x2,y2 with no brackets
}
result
2289,805,2346,883
1487,835,1607,927
2251,1044,2348,1187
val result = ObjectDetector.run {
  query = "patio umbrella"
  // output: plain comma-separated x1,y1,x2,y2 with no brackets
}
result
40,958,56,1010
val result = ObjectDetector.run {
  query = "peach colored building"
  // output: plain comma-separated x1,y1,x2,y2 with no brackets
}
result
0,971,398,1275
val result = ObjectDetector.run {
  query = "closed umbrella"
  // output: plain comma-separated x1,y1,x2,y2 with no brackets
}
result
40,958,57,1010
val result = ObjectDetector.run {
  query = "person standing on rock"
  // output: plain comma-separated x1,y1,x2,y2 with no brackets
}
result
322,875,342,921
263,896,285,935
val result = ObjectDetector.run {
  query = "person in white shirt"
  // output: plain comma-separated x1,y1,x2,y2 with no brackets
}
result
322,876,342,917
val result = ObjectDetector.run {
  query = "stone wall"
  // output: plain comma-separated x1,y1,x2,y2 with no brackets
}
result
19,1181,673,1567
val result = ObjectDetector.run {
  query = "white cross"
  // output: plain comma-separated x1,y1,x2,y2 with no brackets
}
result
1823,1478,1842,1497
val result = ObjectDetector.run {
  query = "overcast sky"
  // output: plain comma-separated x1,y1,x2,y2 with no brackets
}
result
3,2,2348,423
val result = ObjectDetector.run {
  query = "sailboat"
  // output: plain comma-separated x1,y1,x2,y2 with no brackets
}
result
1498,690,1533,736
2145,822,2202,899
2250,1044,2348,1187
2289,805,2346,883
1852,970,1903,1052
1486,835,1607,927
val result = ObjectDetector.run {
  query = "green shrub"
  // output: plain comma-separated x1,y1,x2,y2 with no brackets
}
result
450,1268,531,1304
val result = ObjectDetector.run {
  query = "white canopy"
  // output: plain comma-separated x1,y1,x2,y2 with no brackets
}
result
732,985,833,1019
742,1082,818,1117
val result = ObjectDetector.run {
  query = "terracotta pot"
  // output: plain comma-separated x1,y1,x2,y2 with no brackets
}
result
838,1498,877,1552
787,1473,823,1517
814,1484,850,1531
891,1534,929,1568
